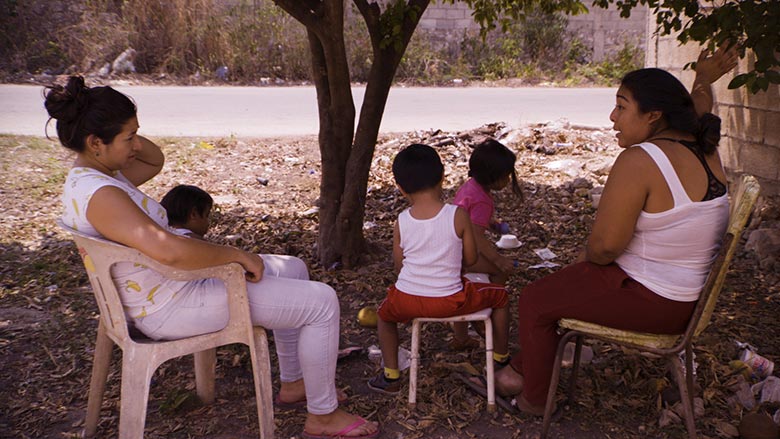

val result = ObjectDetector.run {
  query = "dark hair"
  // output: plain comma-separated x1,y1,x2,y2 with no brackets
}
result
620,68,721,154
392,143,444,194
468,139,522,197
43,75,137,152
160,185,213,227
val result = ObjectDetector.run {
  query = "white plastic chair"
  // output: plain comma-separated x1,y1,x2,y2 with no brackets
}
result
59,220,274,439
408,307,496,412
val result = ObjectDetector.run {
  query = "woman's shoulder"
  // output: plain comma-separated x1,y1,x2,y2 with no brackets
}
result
613,145,656,169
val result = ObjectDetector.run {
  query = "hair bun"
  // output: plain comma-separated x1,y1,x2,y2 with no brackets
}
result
697,112,721,154
44,76,89,122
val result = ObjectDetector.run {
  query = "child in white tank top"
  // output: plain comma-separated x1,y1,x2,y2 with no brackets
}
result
367,144,511,395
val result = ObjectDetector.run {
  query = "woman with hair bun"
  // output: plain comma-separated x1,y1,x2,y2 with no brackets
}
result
484,45,741,416
45,76,378,438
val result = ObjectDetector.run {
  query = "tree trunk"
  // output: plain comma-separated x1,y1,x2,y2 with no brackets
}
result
335,0,429,267
307,32,354,268
273,0,428,268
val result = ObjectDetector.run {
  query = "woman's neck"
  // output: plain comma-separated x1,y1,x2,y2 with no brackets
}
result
646,127,695,143
74,154,116,176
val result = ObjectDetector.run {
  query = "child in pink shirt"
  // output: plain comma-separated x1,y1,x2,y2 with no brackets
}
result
451,139,523,353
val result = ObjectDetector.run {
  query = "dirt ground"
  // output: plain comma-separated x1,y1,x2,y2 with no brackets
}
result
1,122,779,439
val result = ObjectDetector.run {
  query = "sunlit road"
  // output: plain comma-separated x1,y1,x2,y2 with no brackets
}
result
0,84,615,137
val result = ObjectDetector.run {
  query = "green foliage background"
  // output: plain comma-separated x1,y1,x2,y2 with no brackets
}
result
0,0,641,86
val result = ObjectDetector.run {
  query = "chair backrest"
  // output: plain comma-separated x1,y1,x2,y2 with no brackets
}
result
57,219,249,345
687,174,761,339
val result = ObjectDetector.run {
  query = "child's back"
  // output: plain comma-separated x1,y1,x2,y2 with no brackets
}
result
395,203,463,297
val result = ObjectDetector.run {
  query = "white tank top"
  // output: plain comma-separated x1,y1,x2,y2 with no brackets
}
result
395,204,463,297
615,142,729,302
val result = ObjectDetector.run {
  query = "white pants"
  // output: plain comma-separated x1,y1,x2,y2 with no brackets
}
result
134,255,340,414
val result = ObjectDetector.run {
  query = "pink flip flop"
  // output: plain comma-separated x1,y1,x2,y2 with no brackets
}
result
301,417,379,439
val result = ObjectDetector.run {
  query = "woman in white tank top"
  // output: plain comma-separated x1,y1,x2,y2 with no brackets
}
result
489,45,740,416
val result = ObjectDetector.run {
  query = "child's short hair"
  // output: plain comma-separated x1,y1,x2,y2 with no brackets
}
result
469,138,522,197
392,143,444,194
160,185,213,226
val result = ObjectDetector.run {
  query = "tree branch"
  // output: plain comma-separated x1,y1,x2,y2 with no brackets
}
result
272,0,323,29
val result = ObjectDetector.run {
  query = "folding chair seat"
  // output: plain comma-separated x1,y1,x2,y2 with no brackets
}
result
540,174,761,439
59,220,274,439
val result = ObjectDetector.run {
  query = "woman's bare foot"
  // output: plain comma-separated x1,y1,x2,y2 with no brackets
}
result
516,394,553,417
278,379,348,405
494,363,524,397
304,409,379,437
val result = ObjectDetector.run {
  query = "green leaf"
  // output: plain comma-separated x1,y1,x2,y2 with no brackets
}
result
728,73,750,90
765,70,780,84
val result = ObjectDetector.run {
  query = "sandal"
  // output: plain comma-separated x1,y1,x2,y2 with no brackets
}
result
454,372,517,414
301,417,379,439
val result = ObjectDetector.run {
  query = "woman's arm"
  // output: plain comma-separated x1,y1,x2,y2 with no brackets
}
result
122,136,165,186
584,148,649,265
691,43,739,117
86,186,264,281
455,207,478,267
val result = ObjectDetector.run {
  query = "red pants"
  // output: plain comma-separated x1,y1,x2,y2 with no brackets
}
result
378,279,508,324
511,262,696,406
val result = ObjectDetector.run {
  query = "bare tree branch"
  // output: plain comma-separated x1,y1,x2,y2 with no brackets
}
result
272,0,323,29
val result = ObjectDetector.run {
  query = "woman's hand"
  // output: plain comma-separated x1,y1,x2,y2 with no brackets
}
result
695,43,739,85
241,251,265,282
691,42,739,117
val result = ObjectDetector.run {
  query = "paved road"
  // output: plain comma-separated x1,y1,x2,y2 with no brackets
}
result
0,84,616,137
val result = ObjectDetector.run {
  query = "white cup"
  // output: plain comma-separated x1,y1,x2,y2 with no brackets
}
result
496,234,521,249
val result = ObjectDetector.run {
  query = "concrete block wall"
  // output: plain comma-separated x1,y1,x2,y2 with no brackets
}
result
421,2,647,62
567,5,647,61
647,31,780,195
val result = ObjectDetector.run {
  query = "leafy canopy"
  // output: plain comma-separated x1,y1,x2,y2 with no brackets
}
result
592,0,780,93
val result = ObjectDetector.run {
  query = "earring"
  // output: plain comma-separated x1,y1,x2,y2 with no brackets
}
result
95,152,100,157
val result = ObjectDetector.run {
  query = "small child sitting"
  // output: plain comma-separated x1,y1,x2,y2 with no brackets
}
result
367,143,510,395
160,184,213,239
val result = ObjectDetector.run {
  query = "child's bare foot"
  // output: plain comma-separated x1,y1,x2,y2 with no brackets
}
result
448,335,480,351
304,409,379,438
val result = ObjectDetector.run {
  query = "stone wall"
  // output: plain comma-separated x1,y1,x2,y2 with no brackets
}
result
420,2,648,62
647,32,780,196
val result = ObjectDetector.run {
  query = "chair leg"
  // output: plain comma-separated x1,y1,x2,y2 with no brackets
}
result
685,344,695,408
568,335,583,404
194,348,216,404
541,331,576,439
670,349,697,439
484,317,496,412
251,327,275,439
118,350,156,439
408,320,421,409
85,320,114,438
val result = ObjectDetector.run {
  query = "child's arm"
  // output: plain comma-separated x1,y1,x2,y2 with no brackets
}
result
455,207,478,267
392,221,403,274
473,223,515,274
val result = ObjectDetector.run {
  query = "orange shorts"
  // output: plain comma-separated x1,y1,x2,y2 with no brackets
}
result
377,279,509,324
